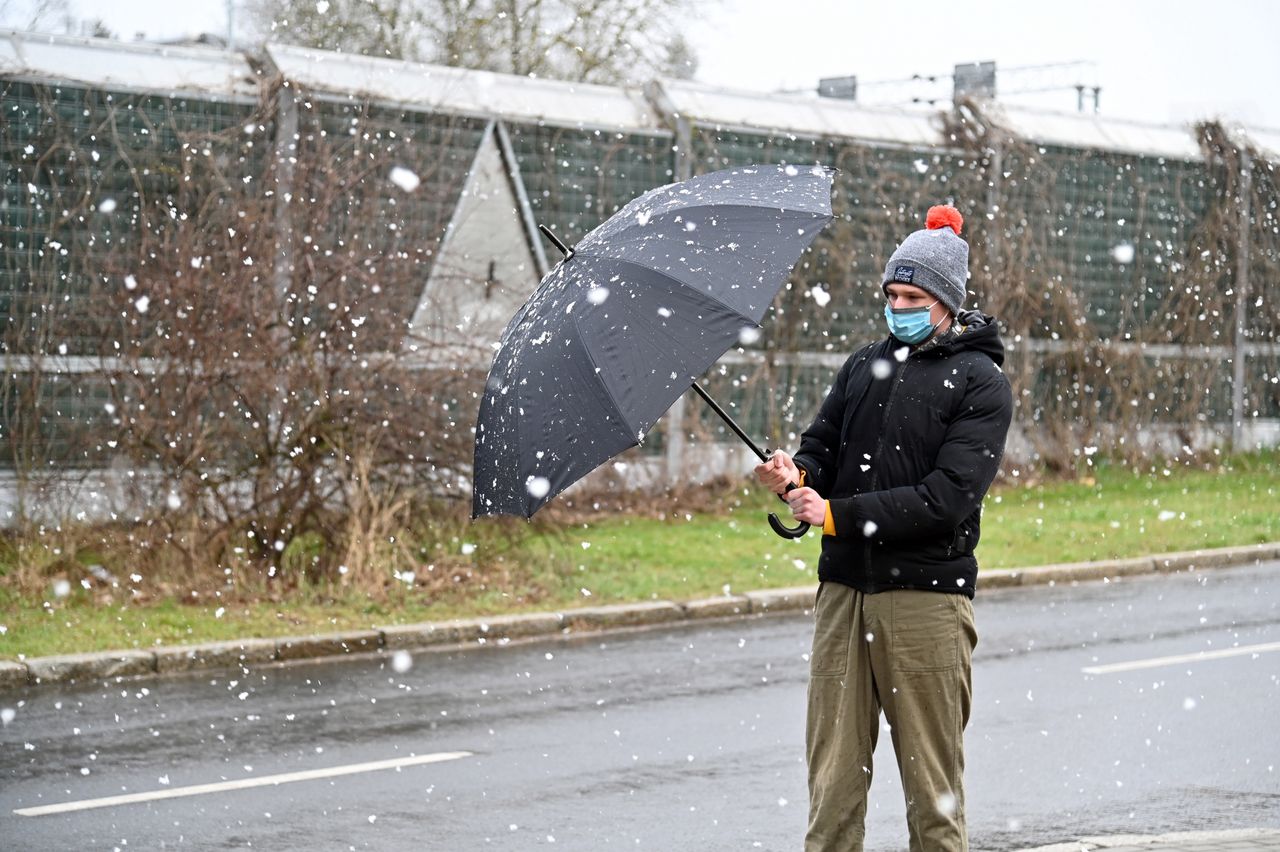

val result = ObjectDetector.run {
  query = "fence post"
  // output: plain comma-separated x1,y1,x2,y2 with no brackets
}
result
496,120,551,280
984,138,1003,278
272,83,299,306
1231,150,1252,450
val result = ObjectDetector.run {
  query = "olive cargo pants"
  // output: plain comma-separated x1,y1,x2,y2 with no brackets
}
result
805,583,978,852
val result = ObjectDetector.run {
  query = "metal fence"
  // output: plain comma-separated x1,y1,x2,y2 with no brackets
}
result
2,32,1278,509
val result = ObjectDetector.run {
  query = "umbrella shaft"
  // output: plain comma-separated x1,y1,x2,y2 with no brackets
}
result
689,382,770,463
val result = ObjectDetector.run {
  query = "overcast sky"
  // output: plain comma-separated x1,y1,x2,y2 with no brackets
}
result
5,0,1278,129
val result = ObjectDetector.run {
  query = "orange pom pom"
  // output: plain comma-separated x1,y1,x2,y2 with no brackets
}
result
925,204,963,236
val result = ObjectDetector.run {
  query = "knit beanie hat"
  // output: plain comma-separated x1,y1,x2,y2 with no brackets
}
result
881,205,968,315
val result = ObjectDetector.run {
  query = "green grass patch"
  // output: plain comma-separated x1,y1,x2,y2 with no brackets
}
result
2,452,1276,660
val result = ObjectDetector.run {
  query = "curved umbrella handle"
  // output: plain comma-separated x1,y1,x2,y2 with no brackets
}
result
768,481,811,539
683,384,811,539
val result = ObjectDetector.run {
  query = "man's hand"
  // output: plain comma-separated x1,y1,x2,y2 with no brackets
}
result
786,486,826,526
754,450,799,495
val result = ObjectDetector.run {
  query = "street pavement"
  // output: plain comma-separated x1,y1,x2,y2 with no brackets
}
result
1015,827,1280,851
1,560,1277,850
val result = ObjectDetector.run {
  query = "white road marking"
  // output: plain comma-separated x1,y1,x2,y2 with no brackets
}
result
1081,641,1280,675
13,751,474,817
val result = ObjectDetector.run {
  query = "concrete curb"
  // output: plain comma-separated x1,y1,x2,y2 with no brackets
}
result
154,638,278,674
4,541,1278,692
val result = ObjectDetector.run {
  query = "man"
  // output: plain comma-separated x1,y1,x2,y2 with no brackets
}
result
755,204,1013,852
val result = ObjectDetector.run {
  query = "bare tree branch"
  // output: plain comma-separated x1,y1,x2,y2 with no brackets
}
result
244,0,708,84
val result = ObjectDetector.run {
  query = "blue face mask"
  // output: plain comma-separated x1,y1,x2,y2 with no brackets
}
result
883,300,941,344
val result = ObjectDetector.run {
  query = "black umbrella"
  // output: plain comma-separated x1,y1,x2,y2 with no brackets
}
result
472,164,835,538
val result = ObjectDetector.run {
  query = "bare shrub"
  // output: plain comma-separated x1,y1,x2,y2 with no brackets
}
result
2,77,480,597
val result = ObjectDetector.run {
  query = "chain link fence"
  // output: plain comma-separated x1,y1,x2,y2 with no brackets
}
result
3,35,1278,532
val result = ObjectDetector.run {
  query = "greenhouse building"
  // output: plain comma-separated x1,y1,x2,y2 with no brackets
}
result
2,29,1277,520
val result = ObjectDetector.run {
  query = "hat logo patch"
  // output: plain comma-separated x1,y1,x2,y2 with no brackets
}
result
893,265,915,283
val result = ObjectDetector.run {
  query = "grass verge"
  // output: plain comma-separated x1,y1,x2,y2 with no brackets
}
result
2,452,1276,660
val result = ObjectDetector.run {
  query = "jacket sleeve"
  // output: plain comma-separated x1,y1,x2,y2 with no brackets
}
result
828,363,1012,540
792,351,858,496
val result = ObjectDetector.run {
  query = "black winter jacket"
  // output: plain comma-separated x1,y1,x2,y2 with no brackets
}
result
793,310,1013,599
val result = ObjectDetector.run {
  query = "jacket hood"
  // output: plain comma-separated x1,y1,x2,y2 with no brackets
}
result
932,309,1005,366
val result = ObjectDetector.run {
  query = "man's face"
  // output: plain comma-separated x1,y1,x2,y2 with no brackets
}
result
884,283,950,329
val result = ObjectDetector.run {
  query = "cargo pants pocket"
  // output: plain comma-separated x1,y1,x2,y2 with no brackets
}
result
890,590,962,673
810,582,854,677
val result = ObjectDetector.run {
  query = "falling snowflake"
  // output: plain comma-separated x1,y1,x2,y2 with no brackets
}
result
526,476,551,499
389,166,420,192
1111,243,1135,264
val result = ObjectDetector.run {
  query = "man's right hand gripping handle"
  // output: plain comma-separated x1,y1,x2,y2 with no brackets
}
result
753,451,810,539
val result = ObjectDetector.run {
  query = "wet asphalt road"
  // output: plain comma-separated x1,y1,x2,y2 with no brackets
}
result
2,561,1278,851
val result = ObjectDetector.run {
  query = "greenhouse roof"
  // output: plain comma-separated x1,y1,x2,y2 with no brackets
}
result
264,43,663,134
991,104,1203,161
4,31,1275,165
0,29,258,99
649,77,944,148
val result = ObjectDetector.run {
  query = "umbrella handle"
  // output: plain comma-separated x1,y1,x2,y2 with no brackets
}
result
683,384,810,539
768,482,811,539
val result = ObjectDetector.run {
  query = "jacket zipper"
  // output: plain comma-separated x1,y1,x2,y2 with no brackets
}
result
866,353,912,564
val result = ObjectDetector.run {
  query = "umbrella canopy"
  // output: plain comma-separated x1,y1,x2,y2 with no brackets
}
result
472,164,836,518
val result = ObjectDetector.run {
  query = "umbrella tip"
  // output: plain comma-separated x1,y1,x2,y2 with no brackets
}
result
538,224,574,258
